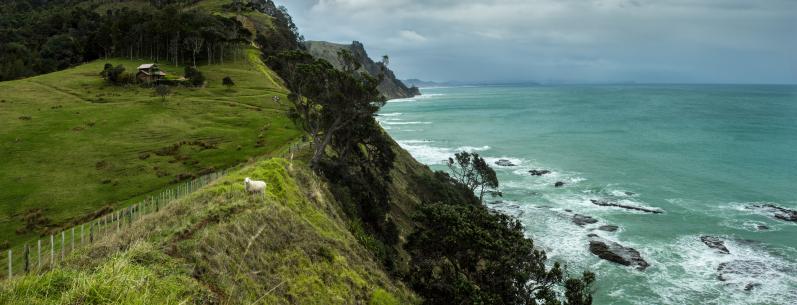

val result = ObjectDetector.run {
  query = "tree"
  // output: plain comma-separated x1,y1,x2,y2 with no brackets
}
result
184,66,205,87
267,50,385,167
155,84,171,104
222,76,235,90
407,203,595,305
100,64,126,84
99,63,113,79
184,36,204,67
446,151,498,202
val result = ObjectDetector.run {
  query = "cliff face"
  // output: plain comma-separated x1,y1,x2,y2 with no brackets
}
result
304,41,420,100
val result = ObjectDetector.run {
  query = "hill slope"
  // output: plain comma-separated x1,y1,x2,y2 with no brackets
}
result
304,41,420,100
0,51,300,246
0,158,418,304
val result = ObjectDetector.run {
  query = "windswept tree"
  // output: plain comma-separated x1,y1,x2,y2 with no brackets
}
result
267,50,386,167
446,151,499,202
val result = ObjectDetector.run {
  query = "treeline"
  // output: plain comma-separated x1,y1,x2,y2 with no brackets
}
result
0,0,303,81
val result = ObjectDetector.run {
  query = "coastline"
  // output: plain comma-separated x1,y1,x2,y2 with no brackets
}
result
378,84,797,305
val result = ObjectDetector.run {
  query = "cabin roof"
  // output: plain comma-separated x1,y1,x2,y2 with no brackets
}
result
137,63,157,70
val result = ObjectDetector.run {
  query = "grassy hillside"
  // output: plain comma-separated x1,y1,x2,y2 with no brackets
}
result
0,49,301,247
0,158,418,304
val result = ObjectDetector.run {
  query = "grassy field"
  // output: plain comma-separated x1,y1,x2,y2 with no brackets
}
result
0,49,302,247
0,159,417,304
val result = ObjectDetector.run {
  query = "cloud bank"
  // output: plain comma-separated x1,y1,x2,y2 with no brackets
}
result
278,0,797,84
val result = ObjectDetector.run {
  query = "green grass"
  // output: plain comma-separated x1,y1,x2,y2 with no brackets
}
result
0,49,301,248
0,159,418,304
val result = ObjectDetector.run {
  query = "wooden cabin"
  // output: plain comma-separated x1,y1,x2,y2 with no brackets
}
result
136,63,166,83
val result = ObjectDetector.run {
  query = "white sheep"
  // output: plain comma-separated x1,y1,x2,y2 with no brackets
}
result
244,177,267,197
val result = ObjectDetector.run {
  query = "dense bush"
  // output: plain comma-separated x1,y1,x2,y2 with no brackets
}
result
408,203,594,305
184,66,205,87
100,64,133,84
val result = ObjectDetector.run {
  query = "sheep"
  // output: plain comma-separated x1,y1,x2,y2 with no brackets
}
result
244,177,267,197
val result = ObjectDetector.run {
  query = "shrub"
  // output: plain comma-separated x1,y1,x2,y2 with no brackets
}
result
222,76,235,89
184,66,205,87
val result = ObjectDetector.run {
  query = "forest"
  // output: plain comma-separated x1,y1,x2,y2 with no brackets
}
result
0,0,301,81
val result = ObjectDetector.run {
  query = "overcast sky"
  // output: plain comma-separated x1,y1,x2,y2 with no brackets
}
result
277,0,796,84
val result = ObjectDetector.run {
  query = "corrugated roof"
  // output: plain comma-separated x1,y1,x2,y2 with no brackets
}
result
137,63,156,69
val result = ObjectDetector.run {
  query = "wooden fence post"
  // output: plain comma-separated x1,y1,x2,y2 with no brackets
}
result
7,250,11,278
24,244,29,274
37,239,41,269
81,225,84,245
71,227,75,252
90,223,94,243
61,231,65,261
50,235,54,266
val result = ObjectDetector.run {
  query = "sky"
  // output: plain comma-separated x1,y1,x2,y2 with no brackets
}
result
277,0,797,84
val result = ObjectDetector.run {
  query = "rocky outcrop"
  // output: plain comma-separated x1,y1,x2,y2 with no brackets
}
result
554,181,565,187
303,41,420,100
588,236,649,270
495,159,516,167
572,214,598,226
529,169,551,176
598,225,619,232
749,204,797,223
590,199,663,214
700,236,730,254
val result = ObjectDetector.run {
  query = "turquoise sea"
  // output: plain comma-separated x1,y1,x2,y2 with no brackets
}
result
378,85,797,305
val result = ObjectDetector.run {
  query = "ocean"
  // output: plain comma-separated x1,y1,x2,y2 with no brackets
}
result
377,84,797,305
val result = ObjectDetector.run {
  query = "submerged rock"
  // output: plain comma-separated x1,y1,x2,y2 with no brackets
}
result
590,199,663,214
495,159,516,167
598,225,619,232
756,224,770,231
717,260,767,291
572,214,599,226
588,236,649,270
700,236,730,254
529,169,551,176
554,181,566,187
749,204,797,223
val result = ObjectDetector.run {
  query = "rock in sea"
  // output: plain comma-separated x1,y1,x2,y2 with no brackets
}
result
598,225,619,232
749,204,797,223
700,236,730,254
495,159,516,167
590,199,663,214
554,181,565,187
529,169,551,176
717,260,767,291
572,214,598,226
588,236,649,270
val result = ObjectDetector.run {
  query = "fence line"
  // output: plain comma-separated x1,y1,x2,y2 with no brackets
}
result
1,140,305,281
1,169,230,280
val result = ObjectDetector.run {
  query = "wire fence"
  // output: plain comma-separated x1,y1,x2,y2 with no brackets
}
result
0,169,230,280
0,140,305,281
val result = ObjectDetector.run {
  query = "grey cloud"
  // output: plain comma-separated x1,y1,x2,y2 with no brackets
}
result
278,0,797,83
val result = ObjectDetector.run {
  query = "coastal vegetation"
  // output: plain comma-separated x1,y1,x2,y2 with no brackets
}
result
0,0,594,304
